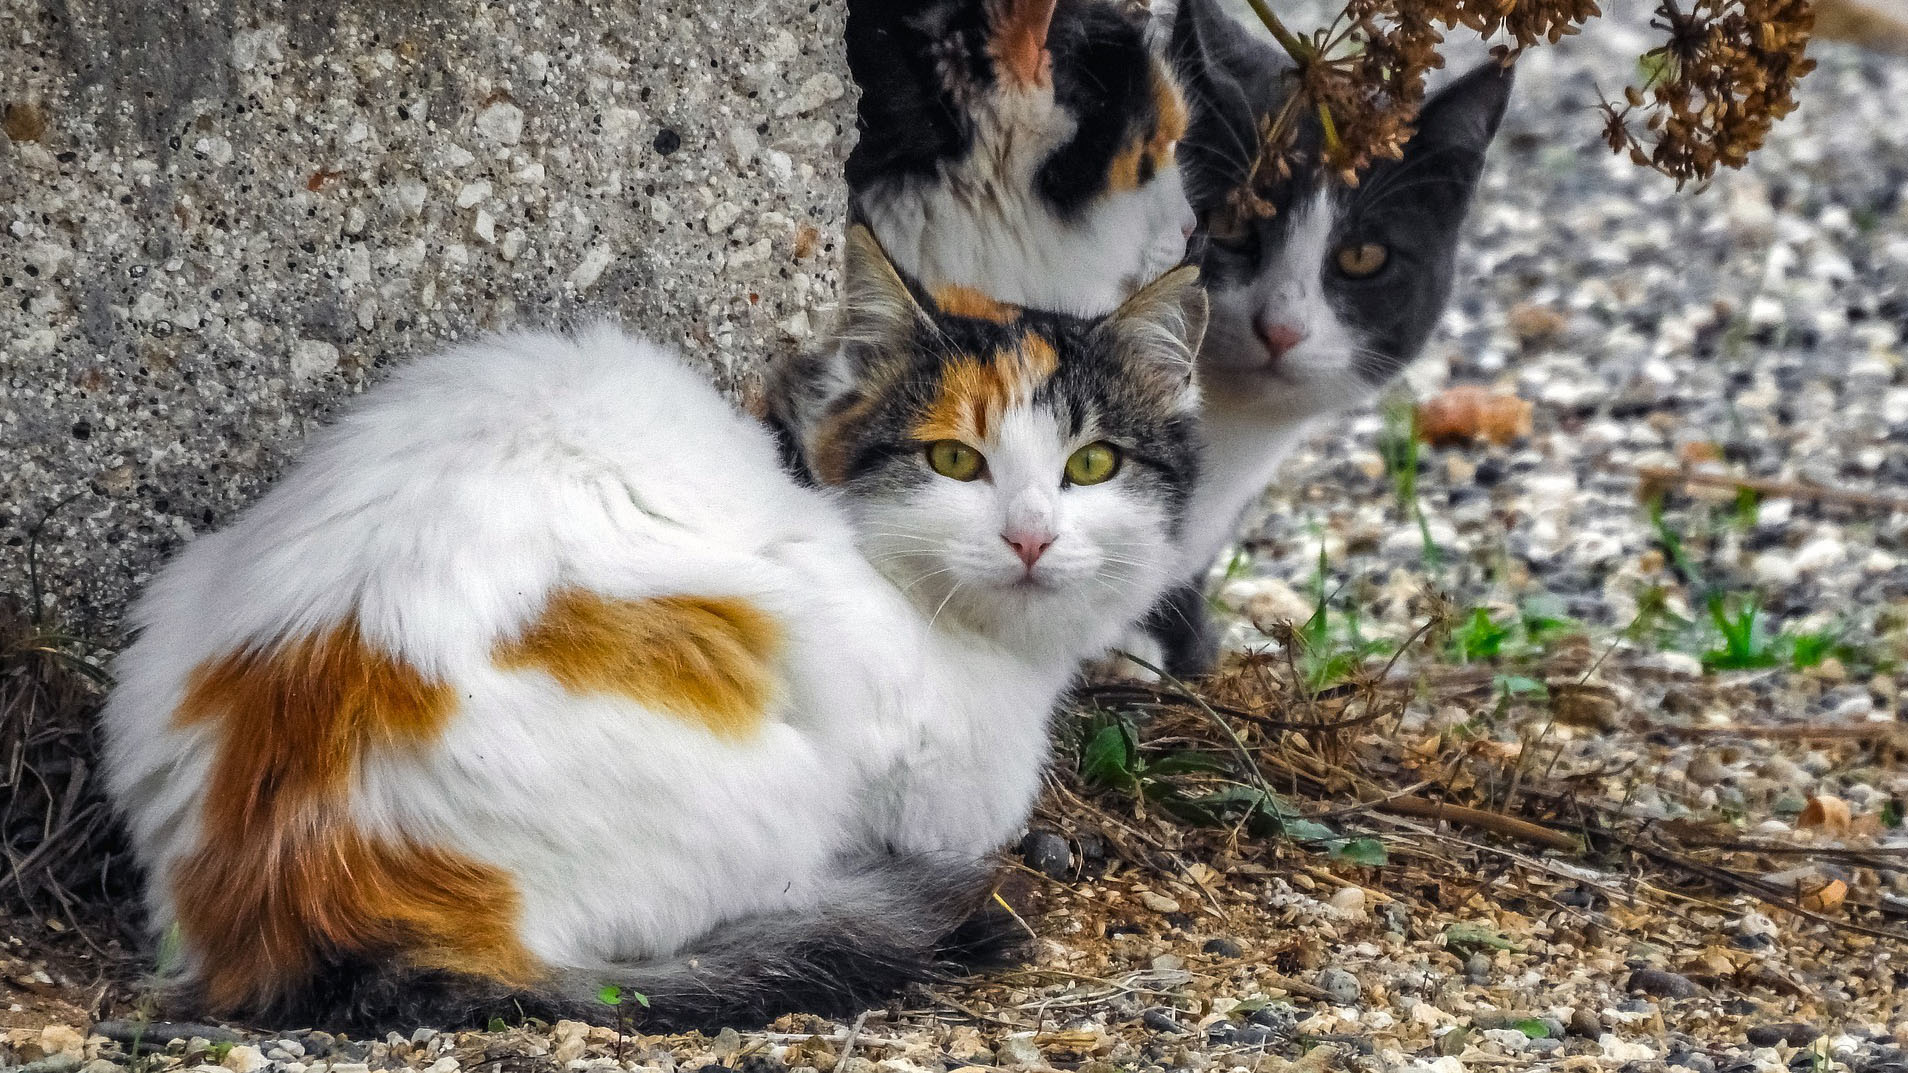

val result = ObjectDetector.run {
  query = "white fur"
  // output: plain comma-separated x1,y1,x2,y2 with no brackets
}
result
857,84,1195,317
1180,191,1373,576
102,327,1177,983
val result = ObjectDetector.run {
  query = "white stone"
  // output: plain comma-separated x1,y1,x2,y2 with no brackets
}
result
456,180,492,208
500,228,527,261
193,136,235,165
290,339,340,380
473,209,497,244
570,246,615,290
474,99,526,145
395,176,428,217
705,201,743,234
1792,537,1844,573
774,72,845,116
220,1045,269,1073
231,25,285,70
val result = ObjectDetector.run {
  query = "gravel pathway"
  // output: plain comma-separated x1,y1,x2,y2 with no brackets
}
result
5,5,1907,1073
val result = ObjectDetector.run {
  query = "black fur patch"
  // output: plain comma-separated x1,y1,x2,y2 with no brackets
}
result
228,855,1025,1035
845,0,1173,217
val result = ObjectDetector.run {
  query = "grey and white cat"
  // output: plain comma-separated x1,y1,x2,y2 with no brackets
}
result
1131,0,1515,673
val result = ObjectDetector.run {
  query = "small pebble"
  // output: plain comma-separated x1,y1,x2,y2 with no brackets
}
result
1628,967,1704,999
1203,936,1246,958
1465,950,1493,984
1317,967,1362,1006
1747,1024,1819,1048
1017,830,1071,880
1141,1008,1183,1034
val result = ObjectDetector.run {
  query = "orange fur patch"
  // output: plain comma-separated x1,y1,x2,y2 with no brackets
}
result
931,285,1021,325
914,334,1060,443
172,621,536,1014
989,0,1057,88
1109,68,1191,194
495,589,781,739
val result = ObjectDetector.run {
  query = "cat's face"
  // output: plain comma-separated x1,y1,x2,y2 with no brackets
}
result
846,0,1198,315
776,229,1207,654
1169,0,1513,420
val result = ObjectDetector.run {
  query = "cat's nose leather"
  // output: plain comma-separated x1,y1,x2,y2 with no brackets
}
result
1255,319,1306,362
1002,531,1054,570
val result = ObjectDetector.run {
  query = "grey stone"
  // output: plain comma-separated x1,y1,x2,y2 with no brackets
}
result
1202,936,1246,958
1746,1024,1819,1048
1017,830,1071,879
1317,967,1361,1006
1628,967,1705,999
1141,1009,1183,1034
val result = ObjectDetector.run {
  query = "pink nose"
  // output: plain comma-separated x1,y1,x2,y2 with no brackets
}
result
1256,319,1306,361
1003,531,1054,570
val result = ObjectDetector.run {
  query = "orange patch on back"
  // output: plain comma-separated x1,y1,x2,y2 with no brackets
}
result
495,589,781,739
930,284,1021,325
1109,68,1191,194
914,333,1061,443
172,622,536,1014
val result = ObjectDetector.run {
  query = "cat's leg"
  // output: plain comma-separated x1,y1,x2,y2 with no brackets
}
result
1091,578,1220,681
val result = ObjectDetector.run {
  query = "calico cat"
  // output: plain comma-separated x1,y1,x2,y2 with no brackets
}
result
101,227,1206,1030
1129,0,1514,673
845,0,1199,315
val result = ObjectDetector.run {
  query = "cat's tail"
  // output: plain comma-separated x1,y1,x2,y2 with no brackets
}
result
320,853,1024,1032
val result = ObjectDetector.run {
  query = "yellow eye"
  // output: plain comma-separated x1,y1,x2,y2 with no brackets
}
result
925,440,985,482
1063,442,1121,486
1334,242,1389,278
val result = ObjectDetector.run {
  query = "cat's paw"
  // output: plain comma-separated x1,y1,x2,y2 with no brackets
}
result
1085,632,1167,683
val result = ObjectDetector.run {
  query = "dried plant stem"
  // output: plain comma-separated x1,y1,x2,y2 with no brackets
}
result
1637,464,1908,514
1242,0,1313,59
1374,796,1583,852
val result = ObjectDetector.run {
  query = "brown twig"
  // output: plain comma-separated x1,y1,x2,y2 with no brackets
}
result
1373,797,1584,853
1637,464,1908,514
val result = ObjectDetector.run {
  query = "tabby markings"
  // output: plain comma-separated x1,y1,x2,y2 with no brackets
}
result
495,589,781,739
172,621,535,1013
914,334,1060,443
1109,69,1191,194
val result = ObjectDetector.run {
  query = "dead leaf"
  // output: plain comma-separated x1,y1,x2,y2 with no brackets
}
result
1797,795,1852,834
1799,877,1848,913
1417,385,1533,447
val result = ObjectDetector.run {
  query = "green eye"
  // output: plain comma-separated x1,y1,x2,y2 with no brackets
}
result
925,440,985,481
1064,442,1121,486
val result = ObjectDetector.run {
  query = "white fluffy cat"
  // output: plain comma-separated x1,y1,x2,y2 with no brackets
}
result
100,228,1206,1029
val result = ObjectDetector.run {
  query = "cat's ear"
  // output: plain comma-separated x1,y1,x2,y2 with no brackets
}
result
771,227,923,473
1099,264,1208,406
989,0,1058,87
1411,60,1515,158
838,224,926,355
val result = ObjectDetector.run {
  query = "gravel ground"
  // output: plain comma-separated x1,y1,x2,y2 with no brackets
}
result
5,3,1908,1073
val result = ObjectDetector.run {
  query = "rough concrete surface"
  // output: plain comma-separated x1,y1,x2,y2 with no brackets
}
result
1,0,852,635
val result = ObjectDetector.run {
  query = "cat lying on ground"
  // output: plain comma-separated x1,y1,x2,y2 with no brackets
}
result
101,228,1207,1030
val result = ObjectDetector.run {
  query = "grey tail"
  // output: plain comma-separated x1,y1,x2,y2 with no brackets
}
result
306,853,1025,1033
